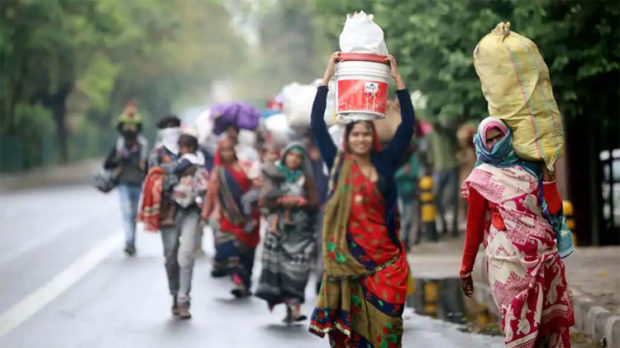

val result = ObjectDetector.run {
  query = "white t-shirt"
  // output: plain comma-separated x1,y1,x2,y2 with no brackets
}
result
247,160,262,180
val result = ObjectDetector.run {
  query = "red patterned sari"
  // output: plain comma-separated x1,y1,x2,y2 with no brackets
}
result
202,140,260,291
310,158,410,348
462,163,574,348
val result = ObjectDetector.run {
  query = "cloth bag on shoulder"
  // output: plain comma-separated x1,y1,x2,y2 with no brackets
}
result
94,167,118,193
473,22,565,170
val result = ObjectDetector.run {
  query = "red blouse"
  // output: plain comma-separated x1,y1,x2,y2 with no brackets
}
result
460,180,562,275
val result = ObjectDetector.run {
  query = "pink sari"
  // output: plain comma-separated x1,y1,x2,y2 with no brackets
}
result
462,163,574,348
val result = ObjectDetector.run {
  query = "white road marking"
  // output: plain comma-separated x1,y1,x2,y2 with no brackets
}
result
0,232,122,337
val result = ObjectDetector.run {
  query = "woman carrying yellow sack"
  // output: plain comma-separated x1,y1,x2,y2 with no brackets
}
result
460,117,574,347
309,52,415,348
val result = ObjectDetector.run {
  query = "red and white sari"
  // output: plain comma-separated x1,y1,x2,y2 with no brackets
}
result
462,163,574,348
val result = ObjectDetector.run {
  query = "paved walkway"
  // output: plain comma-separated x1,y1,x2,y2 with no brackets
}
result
563,246,620,314
407,236,620,347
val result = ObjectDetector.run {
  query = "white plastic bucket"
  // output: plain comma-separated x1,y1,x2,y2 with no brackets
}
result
334,53,390,123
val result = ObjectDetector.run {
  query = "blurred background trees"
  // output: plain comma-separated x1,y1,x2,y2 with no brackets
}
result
313,0,619,123
5,0,616,171
0,0,247,170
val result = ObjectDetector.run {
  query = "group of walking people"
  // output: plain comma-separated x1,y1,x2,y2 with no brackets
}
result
103,51,574,347
105,102,328,322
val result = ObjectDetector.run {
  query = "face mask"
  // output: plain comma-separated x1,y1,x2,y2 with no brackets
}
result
159,127,181,154
123,130,138,139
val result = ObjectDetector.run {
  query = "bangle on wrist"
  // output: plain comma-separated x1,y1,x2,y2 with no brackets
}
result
459,270,472,279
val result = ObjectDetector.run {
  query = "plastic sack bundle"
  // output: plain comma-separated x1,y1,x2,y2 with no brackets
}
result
473,22,564,170
373,99,401,143
339,11,388,55
195,109,213,147
282,82,316,129
210,102,261,135
282,81,336,129
264,113,292,148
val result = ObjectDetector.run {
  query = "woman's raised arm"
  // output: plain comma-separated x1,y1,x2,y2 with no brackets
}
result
310,52,339,169
383,55,415,166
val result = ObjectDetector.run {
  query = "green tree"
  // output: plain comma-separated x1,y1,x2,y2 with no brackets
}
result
0,0,249,170
312,0,619,122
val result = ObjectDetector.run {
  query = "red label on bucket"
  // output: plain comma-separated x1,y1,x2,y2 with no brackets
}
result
337,79,388,116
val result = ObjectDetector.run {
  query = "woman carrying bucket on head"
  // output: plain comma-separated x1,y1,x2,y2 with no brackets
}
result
308,52,415,347
459,117,574,347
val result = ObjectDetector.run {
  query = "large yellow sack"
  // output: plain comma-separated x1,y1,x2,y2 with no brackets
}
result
473,22,565,169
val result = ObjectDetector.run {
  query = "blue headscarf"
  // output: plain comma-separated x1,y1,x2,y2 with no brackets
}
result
474,117,520,167
474,117,541,178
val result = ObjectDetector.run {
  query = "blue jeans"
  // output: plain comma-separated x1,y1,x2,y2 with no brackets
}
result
118,183,142,246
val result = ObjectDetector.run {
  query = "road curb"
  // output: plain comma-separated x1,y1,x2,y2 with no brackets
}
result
606,315,620,348
471,253,619,347
572,288,620,347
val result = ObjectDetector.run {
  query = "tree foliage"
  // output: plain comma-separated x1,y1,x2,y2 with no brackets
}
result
1,0,618,174
312,0,619,124
0,0,247,171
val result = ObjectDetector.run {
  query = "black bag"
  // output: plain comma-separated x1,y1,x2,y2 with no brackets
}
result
94,167,118,193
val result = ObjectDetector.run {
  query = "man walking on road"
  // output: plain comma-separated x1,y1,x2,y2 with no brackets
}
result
144,116,207,319
104,101,148,255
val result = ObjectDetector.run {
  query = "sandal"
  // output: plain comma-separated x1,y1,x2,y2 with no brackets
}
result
293,314,307,322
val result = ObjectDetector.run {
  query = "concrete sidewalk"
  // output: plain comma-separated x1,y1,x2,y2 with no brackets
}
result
407,237,620,347
0,159,100,192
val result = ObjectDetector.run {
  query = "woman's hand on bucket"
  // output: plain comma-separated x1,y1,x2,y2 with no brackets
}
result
322,52,340,86
386,55,405,90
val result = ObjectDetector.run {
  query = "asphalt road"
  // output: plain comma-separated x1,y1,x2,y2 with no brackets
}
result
0,184,502,347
